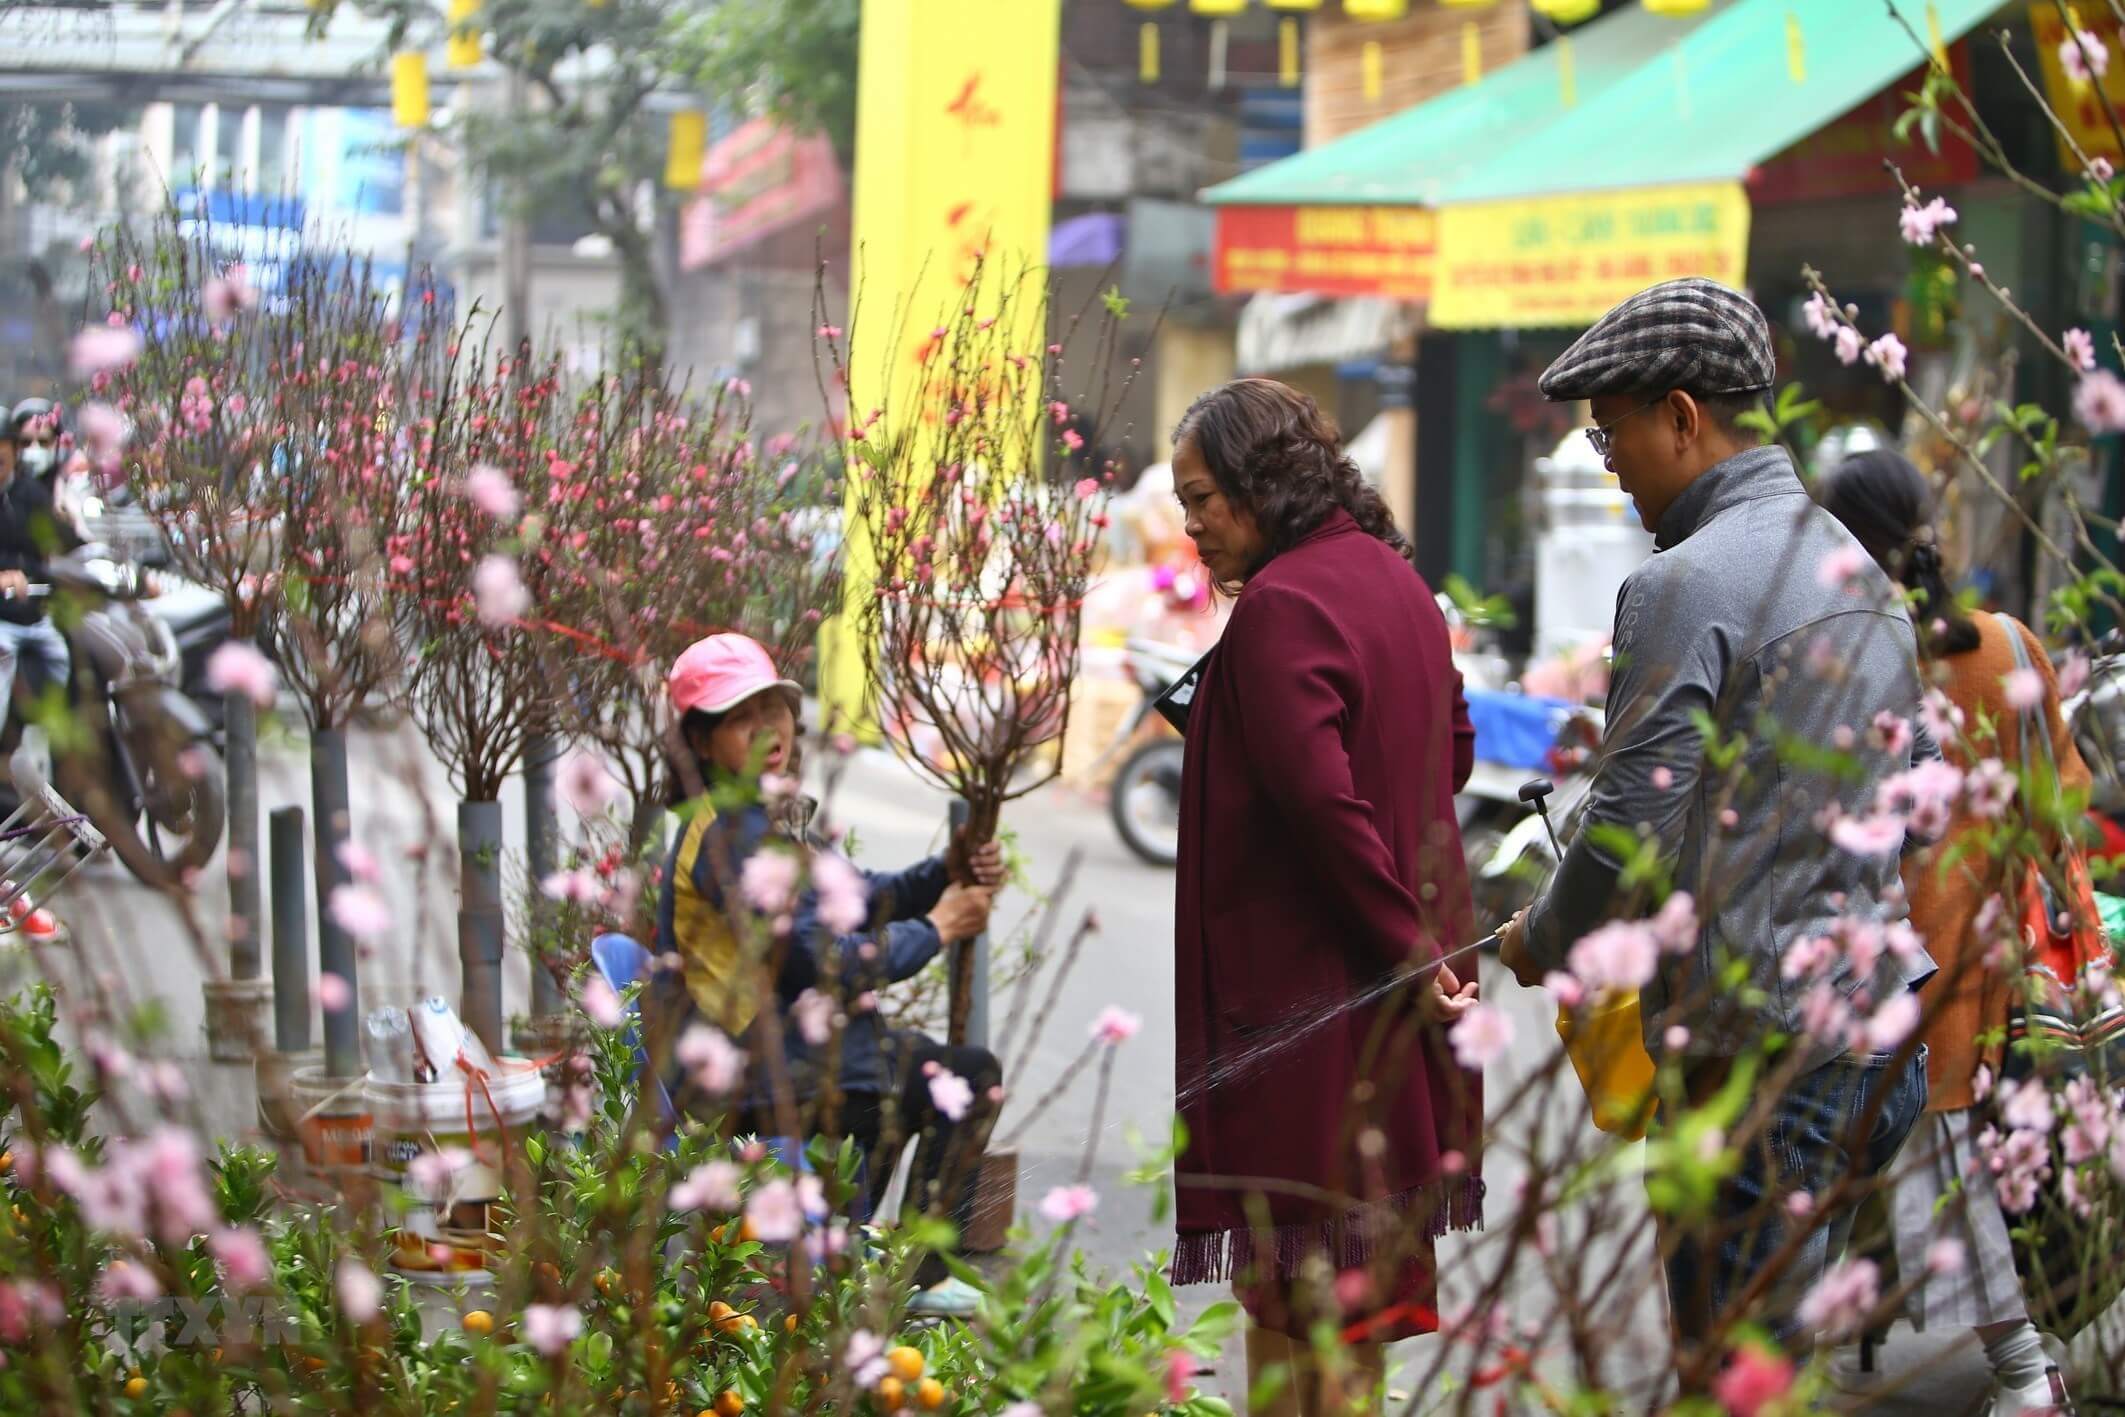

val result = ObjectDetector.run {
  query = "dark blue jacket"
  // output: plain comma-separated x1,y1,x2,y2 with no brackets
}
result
784,851,950,1098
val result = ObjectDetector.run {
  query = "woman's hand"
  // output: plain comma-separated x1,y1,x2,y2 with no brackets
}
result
928,883,995,943
1431,961,1478,1020
960,839,1008,889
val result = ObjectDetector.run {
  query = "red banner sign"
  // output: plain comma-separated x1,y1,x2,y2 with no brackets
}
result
1213,204,1436,300
679,117,845,272
1748,46,1977,206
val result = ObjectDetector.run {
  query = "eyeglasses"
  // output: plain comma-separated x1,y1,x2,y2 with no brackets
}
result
1585,397,1665,458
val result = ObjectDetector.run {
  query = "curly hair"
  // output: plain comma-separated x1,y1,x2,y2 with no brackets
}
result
1171,378,1412,591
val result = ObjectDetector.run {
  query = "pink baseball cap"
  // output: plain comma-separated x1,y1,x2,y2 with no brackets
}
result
667,634,802,717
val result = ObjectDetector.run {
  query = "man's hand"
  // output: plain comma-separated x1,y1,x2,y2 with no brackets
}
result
959,839,1008,889
0,571,29,601
1430,960,1477,1020
1497,908,1541,989
927,883,995,943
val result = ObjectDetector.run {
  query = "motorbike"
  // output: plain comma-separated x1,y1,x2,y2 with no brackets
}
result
1104,638,1198,867
0,547,226,886
69,486,237,735
1464,701,1602,938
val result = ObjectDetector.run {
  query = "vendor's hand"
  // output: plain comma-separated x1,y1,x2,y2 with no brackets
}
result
1431,960,1477,1021
960,839,1008,889
1497,908,1539,989
0,571,29,600
928,883,995,943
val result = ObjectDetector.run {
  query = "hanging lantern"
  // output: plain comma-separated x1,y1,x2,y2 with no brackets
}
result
1440,0,1496,8
1344,0,1407,21
1532,0,1599,21
1264,0,1321,8
1190,0,1246,10
1278,17,1301,86
1461,21,1483,84
1122,0,1177,6
446,0,482,69
663,110,707,191
1140,21,1161,82
1786,10,1805,84
1191,0,1244,89
1641,0,1709,14
391,52,430,128
1363,38,1384,100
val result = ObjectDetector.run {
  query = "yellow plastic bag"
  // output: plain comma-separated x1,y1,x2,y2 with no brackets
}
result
1555,990,1656,1140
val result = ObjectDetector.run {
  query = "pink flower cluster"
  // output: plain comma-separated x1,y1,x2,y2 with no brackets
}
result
17,1127,218,1248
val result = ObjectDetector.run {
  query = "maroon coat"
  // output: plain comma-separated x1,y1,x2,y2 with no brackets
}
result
1170,510,1482,1287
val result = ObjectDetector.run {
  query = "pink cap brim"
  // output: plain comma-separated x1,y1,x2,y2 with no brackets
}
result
686,679,805,717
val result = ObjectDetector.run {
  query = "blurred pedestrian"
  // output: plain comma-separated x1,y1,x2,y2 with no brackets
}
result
1496,279,1935,1352
1166,378,1480,1416
1818,449,2078,1413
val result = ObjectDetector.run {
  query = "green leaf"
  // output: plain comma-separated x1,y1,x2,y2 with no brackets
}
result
1101,285,1132,320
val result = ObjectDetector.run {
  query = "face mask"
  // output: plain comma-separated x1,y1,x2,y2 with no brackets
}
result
17,446,52,476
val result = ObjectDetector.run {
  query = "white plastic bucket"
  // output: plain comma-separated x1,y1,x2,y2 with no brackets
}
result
366,1061,547,1277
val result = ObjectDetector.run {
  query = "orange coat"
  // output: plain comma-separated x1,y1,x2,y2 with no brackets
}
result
1905,611,2089,1112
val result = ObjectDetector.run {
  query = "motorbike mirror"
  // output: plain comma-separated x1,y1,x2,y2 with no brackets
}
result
1517,778,1555,806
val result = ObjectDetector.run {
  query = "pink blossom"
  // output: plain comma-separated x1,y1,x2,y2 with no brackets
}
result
579,976,626,1029
1877,758,1963,839
2001,1077,2055,1135
523,1302,583,1356
1863,992,1921,1051
1165,1350,1198,1404
2061,29,2111,83
677,1023,745,1094
1833,326,1865,366
1039,1183,1098,1223
1816,544,1868,589
1985,1125,2052,1213
1799,981,1854,1041
1787,1190,1815,1217
1899,203,1940,245
336,1259,382,1321
2003,667,2045,711
1074,477,1100,501
792,988,835,1046
1091,1005,1142,1045
1568,920,1659,992
2060,650,2091,699
1450,1003,1515,1069
69,324,142,378
557,749,618,817
1797,1257,1880,1339
845,1330,890,1387
2076,369,2125,434
1920,688,1966,745
811,852,868,935
1864,333,1909,383
817,324,843,340
540,869,598,904
1830,812,1905,857
336,840,381,885
1651,891,1698,954
205,642,277,709
1966,758,2016,819
314,971,352,1012
472,555,530,627
78,400,127,462
329,883,392,939
668,1159,742,1212
1664,1025,1691,1051
1802,292,1838,340
740,850,800,914
744,1178,804,1242
201,265,256,323
97,1261,162,1304
1541,970,1584,1008
462,463,520,521
2065,328,2099,374
1923,1238,1966,1277
1871,711,1913,757
1712,1345,1795,1417
2095,157,2117,183
406,1146,473,1202
928,1067,974,1121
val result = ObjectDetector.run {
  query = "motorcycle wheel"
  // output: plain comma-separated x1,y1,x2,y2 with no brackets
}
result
59,733,223,889
1109,738,1183,867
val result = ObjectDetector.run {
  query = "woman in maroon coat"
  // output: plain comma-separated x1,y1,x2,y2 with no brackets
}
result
1167,379,1482,1411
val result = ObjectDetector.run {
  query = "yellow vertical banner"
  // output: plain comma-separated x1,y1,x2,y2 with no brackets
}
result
391,53,430,128
663,110,707,191
820,0,1063,739
446,0,482,69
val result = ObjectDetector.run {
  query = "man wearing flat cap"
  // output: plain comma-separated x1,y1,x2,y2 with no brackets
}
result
1497,278,1936,1351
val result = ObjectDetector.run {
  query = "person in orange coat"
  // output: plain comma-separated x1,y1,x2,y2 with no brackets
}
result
1818,449,2080,1415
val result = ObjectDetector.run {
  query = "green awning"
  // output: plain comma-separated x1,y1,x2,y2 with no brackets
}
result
1445,0,2003,204
1205,0,2006,211
1202,0,1724,209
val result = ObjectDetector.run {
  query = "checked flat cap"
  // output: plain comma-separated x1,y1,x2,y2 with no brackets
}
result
1539,278,1774,402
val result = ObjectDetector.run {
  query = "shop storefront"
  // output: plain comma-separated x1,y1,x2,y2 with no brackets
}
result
1204,0,2011,596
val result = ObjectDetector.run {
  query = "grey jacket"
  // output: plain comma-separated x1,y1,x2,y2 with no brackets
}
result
1523,445,1937,1069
